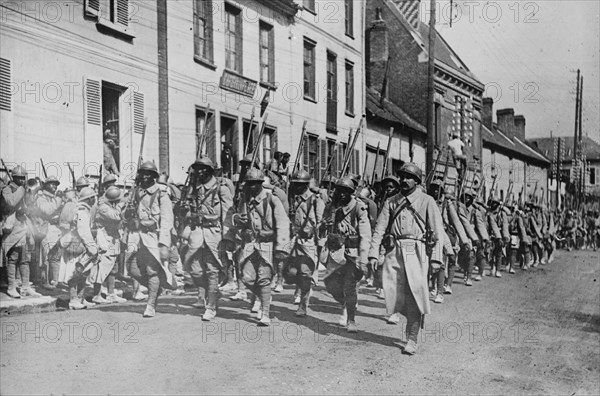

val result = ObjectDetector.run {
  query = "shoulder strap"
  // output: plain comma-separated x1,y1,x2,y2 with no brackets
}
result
148,188,161,209
403,198,427,234
385,199,407,235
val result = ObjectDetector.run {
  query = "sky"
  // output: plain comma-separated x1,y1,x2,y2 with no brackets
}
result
427,0,599,141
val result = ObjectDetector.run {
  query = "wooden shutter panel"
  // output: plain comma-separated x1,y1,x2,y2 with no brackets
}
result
319,139,327,180
0,58,12,112
302,135,309,172
205,1,214,61
337,143,345,177
133,92,144,134
268,27,275,82
116,0,129,27
206,113,216,164
85,0,100,17
271,128,278,152
83,77,102,167
235,11,243,73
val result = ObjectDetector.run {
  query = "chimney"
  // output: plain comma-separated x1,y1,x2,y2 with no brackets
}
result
482,98,493,130
366,8,389,90
496,108,515,139
514,115,526,141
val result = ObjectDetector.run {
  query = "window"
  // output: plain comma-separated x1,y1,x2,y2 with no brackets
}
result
303,0,315,13
590,167,597,185
194,0,214,64
345,61,354,115
196,107,215,161
345,0,353,37
259,21,275,84
303,39,316,100
326,51,338,132
85,0,133,37
303,134,319,173
262,127,277,166
225,4,242,73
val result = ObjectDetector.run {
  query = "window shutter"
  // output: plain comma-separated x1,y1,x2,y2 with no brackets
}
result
85,79,101,126
205,1,214,61
235,11,243,73
268,28,275,82
85,0,100,17
83,77,103,167
271,128,278,152
133,92,144,134
116,0,129,27
0,58,12,112
337,143,345,177
206,113,216,164
302,135,309,172
319,139,327,180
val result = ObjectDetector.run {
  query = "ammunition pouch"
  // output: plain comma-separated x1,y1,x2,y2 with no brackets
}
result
201,214,219,228
345,235,360,249
257,229,274,243
326,233,345,251
127,218,140,231
139,221,157,234
240,228,255,243
382,233,396,253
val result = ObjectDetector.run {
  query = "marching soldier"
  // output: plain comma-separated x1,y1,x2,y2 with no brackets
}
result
472,192,490,281
440,189,470,295
75,176,90,194
528,202,544,266
181,156,233,321
36,176,63,289
1,166,41,298
89,186,126,304
457,189,479,286
225,169,290,326
507,203,532,272
369,163,445,355
285,170,325,317
124,161,176,318
487,195,509,278
319,177,371,333
426,179,455,304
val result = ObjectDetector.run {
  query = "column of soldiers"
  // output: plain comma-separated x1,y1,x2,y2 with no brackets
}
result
1,155,590,356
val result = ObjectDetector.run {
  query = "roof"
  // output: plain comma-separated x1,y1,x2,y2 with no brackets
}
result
482,124,550,166
386,0,481,83
366,87,427,134
527,136,600,162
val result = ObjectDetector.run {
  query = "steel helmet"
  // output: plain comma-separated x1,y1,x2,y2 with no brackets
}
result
291,170,311,184
399,163,423,183
488,194,501,205
12,165,27,178
138,161,159,177
239,154,259,168
245,168,265,183
104,186,122,202
462,188,475,197
103,174,117,185
76,176,89,188
382,175,401,187
349,174,360,187
335,177,356,192
78,187,96,201
44,176,60,185
192,155,215,170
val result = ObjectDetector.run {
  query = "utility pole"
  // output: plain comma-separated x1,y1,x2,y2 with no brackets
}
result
578,76,584,198
573,69,580,162
425,0,437,180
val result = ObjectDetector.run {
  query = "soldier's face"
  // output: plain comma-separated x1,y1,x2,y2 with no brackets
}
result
399,173,418,196
464,195,474,206
292,183,308,196
13,176,25,187
138,170,156,189
384,181,400,196
194,166,213,185
335,187,353,206
45,182,58,194
245,181,263,197
490,201,500,211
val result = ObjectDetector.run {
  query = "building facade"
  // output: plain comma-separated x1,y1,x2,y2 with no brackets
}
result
0,0,365,183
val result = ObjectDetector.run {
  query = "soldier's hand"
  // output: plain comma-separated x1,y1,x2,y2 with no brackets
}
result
159,245,170,262
430,261,442,272
356,261,369,276
233,213,249,225
368,257,378,268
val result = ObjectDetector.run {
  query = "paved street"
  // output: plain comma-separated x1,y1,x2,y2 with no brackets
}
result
1,248,599,395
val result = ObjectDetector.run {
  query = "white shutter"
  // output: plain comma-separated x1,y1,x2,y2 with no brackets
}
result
116,0,129,28
133,92,144,134
83,77,103,169
0,58,11,112
85,0,100,17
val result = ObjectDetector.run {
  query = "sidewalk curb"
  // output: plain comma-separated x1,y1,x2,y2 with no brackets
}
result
0,296,58,316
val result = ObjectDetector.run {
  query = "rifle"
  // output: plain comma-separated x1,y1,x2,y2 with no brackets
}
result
340,117,364,178
487,174,498,205
292,120,308,173
361,151,369,182
175,167,195,236
40,158,48,179
196,105,212,159
243,106,256,157
381,127,394,178
319,145,338,186
370,141,381,183
1,158,13,183
67,163,76,189
98,165,104,196
124,119,147,224
531,181,539,204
